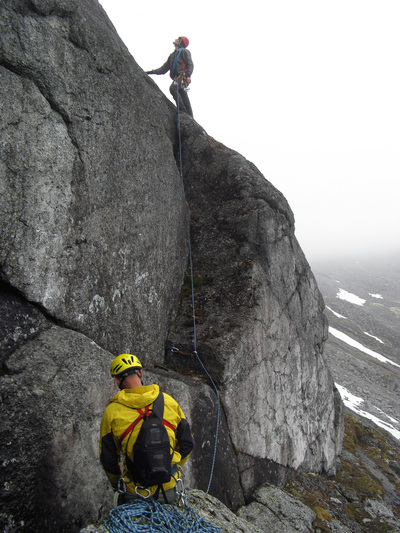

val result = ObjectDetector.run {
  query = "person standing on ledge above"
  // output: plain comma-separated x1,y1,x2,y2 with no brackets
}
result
99,353,194,506
146,36,194,118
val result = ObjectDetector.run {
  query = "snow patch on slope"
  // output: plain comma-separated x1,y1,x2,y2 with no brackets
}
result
326,306,347,319
336,289,366,306
336,383,400,440
329,327,400,368
364,331,385,344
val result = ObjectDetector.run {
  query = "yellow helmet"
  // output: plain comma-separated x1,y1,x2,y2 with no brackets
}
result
110,353,142,377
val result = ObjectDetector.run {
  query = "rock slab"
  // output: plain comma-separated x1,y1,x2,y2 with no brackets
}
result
0,0,344,530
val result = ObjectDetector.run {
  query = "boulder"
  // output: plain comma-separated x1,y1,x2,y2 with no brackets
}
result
187,489,262,533
0,326,114,532
168,116,344,497
0,0,344,530
0,0,188,360
237,484,316,532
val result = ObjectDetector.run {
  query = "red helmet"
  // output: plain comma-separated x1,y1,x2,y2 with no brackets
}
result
179,36,189,48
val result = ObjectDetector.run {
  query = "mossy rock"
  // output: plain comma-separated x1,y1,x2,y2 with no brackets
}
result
284,413,400,532
337,458,385,499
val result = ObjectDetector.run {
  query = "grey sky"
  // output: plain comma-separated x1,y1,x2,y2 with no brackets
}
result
100,0,400,261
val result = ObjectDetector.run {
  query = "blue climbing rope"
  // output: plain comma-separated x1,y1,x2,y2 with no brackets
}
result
102,78,223,533
193,350,220,495
176,84,220,495
104,499,221,533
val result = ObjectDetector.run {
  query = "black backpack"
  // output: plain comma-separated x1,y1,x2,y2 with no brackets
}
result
125,393,173,488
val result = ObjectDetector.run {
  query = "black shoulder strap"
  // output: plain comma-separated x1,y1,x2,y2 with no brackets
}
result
152,392,164,420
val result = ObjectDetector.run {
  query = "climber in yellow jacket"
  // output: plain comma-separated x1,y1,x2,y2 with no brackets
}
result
99,353,194,505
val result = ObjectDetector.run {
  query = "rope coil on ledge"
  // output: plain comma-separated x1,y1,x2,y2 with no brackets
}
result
104,499,221,533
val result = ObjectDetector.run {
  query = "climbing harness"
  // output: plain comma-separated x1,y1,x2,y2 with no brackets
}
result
107,466,219,531
104,498,221,533
174,84,221,496
173,73,190,91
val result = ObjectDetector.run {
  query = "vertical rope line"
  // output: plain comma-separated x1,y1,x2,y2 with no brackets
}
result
188,240,197,352
193,350,220,494
176,81,220,494
177,80,186,197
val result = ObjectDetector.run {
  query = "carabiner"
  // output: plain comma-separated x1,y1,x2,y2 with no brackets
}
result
175,477,187,508
117,478,126,494
135,485,151,499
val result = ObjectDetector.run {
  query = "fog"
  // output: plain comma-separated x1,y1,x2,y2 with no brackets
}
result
99,0,400,263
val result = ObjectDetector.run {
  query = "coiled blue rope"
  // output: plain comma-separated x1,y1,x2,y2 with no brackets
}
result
176,85,220,494
104,499,221,533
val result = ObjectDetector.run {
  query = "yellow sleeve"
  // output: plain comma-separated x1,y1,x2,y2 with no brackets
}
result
99,406,121,489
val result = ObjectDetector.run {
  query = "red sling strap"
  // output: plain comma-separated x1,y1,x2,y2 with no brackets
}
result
163,419,175,432
119,405,150,443
119,403,176,443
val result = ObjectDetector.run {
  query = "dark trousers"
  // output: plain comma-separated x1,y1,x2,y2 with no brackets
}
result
170,80,193,118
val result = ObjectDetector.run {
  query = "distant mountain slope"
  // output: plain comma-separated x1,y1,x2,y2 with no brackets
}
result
312,254,400,440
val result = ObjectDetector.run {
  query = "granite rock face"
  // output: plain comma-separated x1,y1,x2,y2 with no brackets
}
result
0,0,188,359
237,485,316,532
0,0,343,531
1,326,114,532
168,116,344,497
